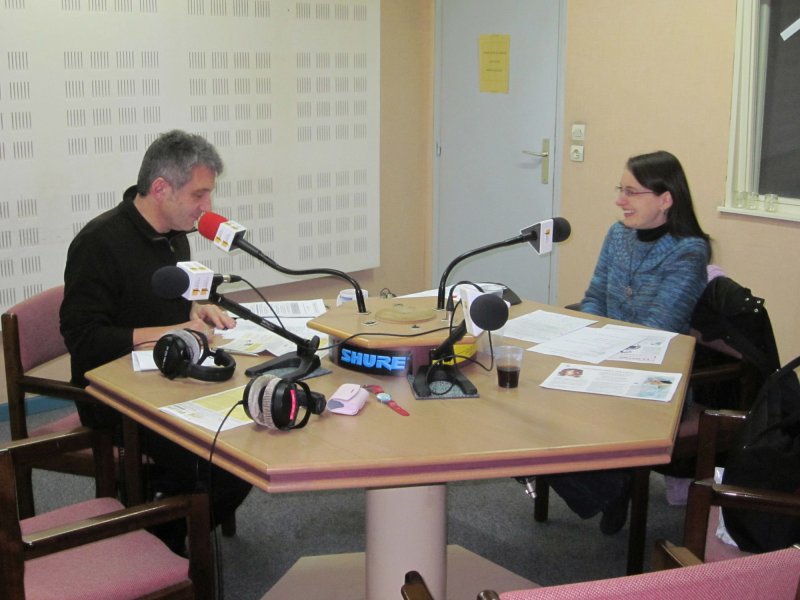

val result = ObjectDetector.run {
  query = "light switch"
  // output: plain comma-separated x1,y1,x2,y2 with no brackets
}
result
571,123,586,141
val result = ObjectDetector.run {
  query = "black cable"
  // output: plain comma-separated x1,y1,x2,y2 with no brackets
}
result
205,401,241,600
237,277,287,330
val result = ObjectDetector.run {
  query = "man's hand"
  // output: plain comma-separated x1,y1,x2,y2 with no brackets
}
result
132,303,236,349
190,302,237,331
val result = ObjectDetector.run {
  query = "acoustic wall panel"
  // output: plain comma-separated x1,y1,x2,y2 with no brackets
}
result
0,0,379,313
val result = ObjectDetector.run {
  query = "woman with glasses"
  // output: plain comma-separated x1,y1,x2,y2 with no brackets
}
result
548,150,710,534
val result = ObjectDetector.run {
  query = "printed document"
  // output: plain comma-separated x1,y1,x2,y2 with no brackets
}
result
529,325,648,364
216,299,329,356
541,362,682,402
160,386,251,431
604,324,677,365
504,309,596,344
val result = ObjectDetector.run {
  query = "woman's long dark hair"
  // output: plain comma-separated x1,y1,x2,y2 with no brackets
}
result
627,150,710,249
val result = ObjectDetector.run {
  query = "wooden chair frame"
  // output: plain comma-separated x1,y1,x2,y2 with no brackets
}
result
681,409,800,560
0,427,214,600
3,286,235,536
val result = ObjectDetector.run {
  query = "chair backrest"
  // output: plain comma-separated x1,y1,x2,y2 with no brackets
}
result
0,428,212,600
3,285,91,443
497,546,800,600
2,285,68,373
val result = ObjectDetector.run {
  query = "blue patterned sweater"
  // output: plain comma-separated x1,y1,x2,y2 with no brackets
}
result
580,222,709,334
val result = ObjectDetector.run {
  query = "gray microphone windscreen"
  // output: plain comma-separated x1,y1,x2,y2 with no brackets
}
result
151,266,190,299
470,293,509,331
552,217,571,242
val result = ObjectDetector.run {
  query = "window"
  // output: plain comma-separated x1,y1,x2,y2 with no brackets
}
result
725,0,800,221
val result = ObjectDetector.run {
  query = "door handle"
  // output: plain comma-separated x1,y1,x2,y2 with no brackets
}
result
522,139,550,184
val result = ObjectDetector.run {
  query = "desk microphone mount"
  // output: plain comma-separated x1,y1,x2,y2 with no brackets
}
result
412,359,478,397
413,293,508,397
209,291,321,380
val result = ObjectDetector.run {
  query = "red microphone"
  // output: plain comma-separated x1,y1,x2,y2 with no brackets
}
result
197,210,227,240
197,211,250,253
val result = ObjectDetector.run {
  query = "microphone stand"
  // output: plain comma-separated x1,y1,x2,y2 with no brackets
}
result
436,234,530,311
208,290,321,380
411,320,478,397
412,361,478,397
235,237,369,314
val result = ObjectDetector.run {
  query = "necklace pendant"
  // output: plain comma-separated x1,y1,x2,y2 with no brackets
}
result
625,285,633,298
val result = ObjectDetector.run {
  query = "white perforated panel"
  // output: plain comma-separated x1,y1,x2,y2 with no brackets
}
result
0,0,380,312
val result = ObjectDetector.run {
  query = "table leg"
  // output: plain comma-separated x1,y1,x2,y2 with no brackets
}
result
121,415,143,505
366,484,447,600
626,467,650,575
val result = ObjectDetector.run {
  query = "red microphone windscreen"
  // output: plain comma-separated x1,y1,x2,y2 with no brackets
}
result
197,211,227,241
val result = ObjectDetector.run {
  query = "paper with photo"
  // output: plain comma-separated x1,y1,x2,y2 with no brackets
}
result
541,362,682,402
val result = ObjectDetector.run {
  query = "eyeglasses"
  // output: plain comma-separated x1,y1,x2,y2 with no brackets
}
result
615,185,654,198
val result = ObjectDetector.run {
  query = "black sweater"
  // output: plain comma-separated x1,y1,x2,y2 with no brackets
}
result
60,186,191,400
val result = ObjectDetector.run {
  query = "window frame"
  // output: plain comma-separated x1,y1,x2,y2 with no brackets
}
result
723,0,800,222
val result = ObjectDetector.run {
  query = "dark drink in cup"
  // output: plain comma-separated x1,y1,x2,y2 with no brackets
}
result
495,345,524,388
497,365,520,388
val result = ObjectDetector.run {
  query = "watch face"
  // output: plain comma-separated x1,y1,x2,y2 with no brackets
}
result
376,392,392,402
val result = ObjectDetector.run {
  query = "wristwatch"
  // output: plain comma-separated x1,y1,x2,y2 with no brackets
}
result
362,384,409,416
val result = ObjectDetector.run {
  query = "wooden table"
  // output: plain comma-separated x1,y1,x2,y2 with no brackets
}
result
85,299,695,599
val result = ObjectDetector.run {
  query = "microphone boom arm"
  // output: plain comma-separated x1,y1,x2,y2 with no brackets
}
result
437,234,526,311
209,290,321,379
237,238,368,314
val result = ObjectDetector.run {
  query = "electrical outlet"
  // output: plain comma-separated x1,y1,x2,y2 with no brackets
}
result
570,144,584,162
571,123,586,141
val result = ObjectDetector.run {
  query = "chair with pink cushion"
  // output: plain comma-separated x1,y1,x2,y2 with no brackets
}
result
2,285,237,536
401,545,800,600
2,285,103,518
499,545,800,599
0,426,213,600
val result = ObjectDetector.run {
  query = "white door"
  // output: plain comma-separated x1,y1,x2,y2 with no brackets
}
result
434,0,564,303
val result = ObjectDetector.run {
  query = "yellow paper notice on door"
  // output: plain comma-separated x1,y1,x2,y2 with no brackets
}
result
479,34,510,93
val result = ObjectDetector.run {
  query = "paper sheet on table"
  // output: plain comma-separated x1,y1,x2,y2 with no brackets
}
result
503,310,597,343
400,284,497,300
216,318,328,358
236,299,327,318
131,351,219,372
160,386,251,431
604,324,677,365
132,351,159,371
529,325,648,364
541,362,682,402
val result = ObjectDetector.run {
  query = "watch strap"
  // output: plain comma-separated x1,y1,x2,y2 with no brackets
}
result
383,398,409,417
363,385,409,416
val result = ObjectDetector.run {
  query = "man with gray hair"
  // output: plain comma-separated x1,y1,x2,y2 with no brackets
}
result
61,129,250,552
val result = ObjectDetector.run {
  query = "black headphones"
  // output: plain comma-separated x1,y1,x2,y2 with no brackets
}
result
153,329,236,382
242,374,327,430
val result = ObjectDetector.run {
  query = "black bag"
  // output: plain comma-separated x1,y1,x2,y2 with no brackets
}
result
721,354,800,552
